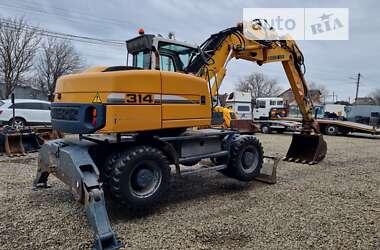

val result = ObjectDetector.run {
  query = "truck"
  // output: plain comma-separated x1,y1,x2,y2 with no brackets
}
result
254,97,286,119
226,93,300,134
225,91,252,120
275,117,380,136
288,104,380,135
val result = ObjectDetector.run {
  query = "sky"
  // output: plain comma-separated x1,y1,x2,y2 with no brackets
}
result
0,0,379,102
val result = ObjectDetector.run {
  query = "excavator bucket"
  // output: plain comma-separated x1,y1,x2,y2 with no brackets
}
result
284,134,327,164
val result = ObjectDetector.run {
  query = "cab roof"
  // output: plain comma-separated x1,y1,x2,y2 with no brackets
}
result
126,34,196,54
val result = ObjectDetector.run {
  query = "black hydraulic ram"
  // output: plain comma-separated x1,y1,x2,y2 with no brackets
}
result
33,139,123,250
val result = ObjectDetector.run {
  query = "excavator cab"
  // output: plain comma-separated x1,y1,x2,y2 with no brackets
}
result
126,33,198,72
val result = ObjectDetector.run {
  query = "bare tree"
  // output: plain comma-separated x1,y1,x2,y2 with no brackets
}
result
370,88,380,105
0,17,41,99
36,37,82,101
235,72,282,100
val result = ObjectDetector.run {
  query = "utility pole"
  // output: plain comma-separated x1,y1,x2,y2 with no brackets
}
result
355,73,361,101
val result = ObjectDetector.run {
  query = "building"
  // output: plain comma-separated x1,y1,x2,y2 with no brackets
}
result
0,82,48,100
353,97,376,106
278,88,322,106
278,88,322,117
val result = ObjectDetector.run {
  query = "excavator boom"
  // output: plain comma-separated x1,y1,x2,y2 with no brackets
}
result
187,22,327,163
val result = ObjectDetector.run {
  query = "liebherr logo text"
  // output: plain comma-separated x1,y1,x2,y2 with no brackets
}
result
268,55,285,60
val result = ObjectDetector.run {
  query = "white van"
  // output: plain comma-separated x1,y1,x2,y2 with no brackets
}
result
253,97,285,119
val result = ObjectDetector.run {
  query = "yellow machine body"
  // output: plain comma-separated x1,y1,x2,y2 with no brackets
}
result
55,69,211,133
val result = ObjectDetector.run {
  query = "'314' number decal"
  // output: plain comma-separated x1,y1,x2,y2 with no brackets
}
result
125,94,153,104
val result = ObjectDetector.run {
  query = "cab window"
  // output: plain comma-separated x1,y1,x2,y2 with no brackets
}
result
10,102,42,109
238,105,250,112
256,100,266,108
133,50,151,69
160,55,176,72
158,42,195,72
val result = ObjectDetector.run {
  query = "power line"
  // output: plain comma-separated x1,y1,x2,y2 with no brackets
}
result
0,1,139,30
0,18,125,48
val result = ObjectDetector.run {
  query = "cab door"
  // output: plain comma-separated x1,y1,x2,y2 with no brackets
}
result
160,71,211,129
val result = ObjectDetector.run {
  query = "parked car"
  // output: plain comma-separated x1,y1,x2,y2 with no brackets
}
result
0,99,51,128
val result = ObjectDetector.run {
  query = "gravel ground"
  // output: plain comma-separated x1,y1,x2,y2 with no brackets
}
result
0,134,379,249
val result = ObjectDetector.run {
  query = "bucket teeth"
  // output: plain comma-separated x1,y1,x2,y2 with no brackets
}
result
285,134,327,164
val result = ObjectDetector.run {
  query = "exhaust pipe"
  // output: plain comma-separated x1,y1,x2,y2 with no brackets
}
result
284,133,327,164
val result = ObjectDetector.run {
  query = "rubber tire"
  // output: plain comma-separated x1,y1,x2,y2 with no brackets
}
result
261,125,271,134
109,146,170,209
100,151,122,190
221,135,263,181
9,117,26,129
213,133,240,166
325,125,339,136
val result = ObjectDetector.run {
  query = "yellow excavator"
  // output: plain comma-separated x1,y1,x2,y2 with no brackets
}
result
33,21,327,250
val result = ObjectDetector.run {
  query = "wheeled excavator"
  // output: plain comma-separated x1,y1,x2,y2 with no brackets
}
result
33,21,327,250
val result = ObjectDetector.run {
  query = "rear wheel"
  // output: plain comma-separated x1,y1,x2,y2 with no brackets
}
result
261,125,271,134
325,125,339,135
221,135,263,181
9,117,26,129
109,146,170,209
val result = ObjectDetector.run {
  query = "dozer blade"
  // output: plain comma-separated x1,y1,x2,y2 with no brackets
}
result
4,133,25,156
284,133,327,164
254,156,280,184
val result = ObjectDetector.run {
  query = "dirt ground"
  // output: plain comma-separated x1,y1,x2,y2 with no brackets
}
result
0,133,379,250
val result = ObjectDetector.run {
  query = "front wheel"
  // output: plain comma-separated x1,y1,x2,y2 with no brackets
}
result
109,146,170,209
221,135,264,181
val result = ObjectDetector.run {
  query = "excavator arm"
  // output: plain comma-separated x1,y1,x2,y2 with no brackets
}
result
187,22,327,163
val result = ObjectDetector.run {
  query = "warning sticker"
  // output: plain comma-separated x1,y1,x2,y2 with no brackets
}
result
92,92,102,103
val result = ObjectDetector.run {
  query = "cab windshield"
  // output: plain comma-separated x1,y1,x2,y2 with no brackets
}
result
158,42,196,72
